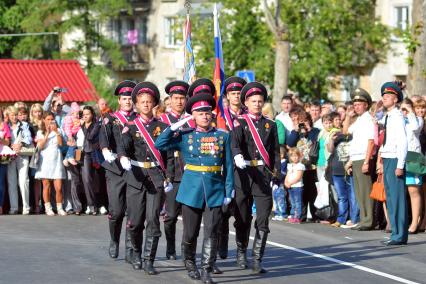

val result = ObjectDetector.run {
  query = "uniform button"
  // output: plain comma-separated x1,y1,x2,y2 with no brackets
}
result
199,156,202,158
147,157,150,160
201,163,204,166
202,172,205,175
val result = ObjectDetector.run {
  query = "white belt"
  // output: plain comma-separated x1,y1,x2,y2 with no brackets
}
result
111,153,118,159
130,160,160,168
244,160,264,166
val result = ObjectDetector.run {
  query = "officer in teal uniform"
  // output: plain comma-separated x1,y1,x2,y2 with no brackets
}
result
155,81,234,284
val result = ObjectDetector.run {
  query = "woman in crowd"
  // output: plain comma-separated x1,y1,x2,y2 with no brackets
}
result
79,106,101,215
0,109,12,215
35,111,67,216
5,106,32,215
29,104,44,213
402,98,424,233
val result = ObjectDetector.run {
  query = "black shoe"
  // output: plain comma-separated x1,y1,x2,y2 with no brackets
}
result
386,240,407,246
357,226,372,231
183,242,200,280
131,253,142,270
125,229,133,263
408,229,418,235
252,260,267,274
144,260,157,275
252,230,268,274
201,268,215,284
236,250,248,269
109,241,119,258
166,253,177,260
212,263,223,274
187,267,201,280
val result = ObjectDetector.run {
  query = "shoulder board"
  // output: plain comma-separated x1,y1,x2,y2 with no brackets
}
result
216,128,229,133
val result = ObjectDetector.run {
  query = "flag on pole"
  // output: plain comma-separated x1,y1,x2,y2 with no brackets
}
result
183,13,196,83
213,3,227,130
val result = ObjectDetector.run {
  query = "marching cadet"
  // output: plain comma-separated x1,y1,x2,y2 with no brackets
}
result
159,80,192,260
231,82,281,274
117,82,172,275
99,80,137,261
155,80,234,284
216,76,247,261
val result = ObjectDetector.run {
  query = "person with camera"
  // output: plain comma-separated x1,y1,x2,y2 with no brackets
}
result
5,105,33,215
43,87,70,128
35,111,67,216
286,108,320,222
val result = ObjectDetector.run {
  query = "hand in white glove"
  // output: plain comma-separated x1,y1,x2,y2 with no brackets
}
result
223,197,232,206
102,149,116,163
120,156,132,171
234,154,246,169
170,115,193,131
164,181,173,193
270,181,279,191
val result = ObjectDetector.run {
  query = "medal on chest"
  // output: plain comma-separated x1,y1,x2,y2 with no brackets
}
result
200,136,219,155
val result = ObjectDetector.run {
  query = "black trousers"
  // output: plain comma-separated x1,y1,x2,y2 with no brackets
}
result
106,170,127,234
163,182,182,231
182,204,222,244
301,169,318,221
126,180,164,251
67,164,84,213
82,152,98,209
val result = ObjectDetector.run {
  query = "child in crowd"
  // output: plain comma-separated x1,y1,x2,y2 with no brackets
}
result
272,148,288,221
285,147,305,224
62,102,81,166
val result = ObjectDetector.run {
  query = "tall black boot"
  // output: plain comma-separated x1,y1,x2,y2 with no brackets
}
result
124,228,133,263
130,234,143,270
252,230,268,274
164,221,177,260
108,219,121,258
201,238,217,284
217,219,229,259
183,241,200,280
143,236,159,275
235,230,249,269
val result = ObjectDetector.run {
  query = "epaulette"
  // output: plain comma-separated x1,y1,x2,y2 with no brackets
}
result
216,128,229,134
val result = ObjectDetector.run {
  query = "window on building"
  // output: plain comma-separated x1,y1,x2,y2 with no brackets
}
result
395,6,409,30
164,17,181,47
109,17,148,46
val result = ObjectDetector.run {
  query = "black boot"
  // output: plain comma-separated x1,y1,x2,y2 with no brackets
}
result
217,219,229,259
252,230,268,274
130,234,142,270
212,262,223,274
183,241,200,280
165,222,177,260
108,218,121,258
124,228,133,264
143,236,159,275
201,238,217,284
235,230,249,269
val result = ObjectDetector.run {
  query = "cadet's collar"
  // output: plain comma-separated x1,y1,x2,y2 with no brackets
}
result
195,126,213,133
169,110,182,119
138,115,154,125
119,110,132,117
229,107,242,116
248,112,261,121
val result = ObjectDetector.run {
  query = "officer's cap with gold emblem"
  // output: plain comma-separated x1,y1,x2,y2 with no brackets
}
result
351,88,372,107
224,76,247,93
131,82,160,106
114,80,137,97
185,93,216,114
187,78,216,98
240,81,268,106
381,81,404,103
165,80,190,97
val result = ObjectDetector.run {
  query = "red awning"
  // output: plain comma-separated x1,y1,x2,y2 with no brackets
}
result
0,59,98,103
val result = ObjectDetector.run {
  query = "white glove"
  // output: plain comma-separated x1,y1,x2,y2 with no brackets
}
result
120,156,132,171
223,197,232,206
102,149,116,163
170,115,193,131
234,154,246,169
164,181,173,193
270,181,279,191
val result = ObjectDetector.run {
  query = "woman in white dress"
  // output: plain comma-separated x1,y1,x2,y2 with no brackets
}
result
35,111,67,216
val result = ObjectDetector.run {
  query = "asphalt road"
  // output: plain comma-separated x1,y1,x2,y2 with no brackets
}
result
0,215,425,284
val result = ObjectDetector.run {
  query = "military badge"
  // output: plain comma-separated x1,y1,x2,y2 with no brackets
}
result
135,132,140,137
153,126,161,137
189,145,193,151
103,117,109,125
188,139,193,144
265,123,269,129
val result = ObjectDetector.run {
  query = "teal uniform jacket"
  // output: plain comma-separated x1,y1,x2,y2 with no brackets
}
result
155,127,234,209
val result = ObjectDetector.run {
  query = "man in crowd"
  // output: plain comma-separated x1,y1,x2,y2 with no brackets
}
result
310,101,322,130
118,82,171,275
232,82,281,273
343,88,375,231
100,80,137,261
275,95,294,136
155,78,234,284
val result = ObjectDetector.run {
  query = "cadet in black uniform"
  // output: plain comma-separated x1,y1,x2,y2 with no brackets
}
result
117,82,171,275
99,80,137,261
159,80,191,260
231,82,282,274
216,76,247,261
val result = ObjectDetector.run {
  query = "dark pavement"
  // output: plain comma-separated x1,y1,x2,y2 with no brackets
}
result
0,215,425,284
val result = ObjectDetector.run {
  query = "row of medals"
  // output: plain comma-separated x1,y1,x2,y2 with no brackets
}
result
188,135,224,155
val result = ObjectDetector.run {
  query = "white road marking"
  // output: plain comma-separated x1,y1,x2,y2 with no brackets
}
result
177,217,418,284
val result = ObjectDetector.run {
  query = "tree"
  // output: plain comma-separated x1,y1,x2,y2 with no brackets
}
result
192,0,390,109
407,0,426,96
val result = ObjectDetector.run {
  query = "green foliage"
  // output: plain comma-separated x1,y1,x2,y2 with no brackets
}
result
396,21,423,66
191,0,390,100
88,64,117,109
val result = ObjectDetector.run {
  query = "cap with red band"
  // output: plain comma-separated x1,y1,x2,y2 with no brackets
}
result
114,80,137,97
240,81,268,106
165,80,189,96
224,76,247,93
131,82,160,105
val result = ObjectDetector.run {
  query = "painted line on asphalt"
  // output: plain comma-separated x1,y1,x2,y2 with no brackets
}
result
177,216,418,283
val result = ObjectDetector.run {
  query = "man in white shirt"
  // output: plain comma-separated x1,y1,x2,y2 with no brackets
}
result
275,95,294,135
310,101,323,130
377,81,408,246
343,88,375,231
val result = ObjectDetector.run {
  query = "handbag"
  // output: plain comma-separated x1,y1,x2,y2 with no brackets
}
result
19,144,36,156
370,174,386,202
75,148,82,162
29,147,40,169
